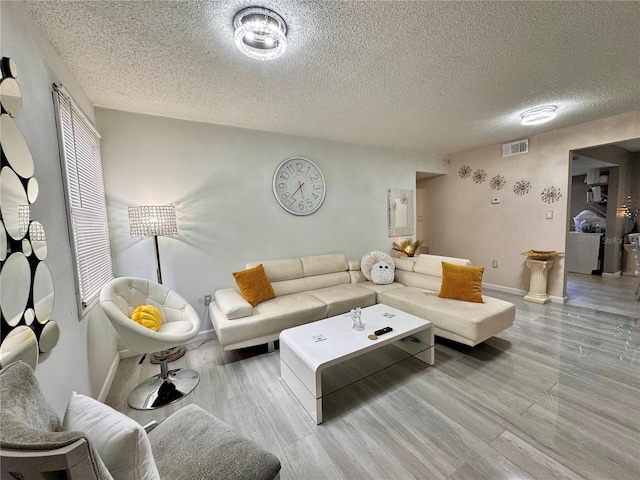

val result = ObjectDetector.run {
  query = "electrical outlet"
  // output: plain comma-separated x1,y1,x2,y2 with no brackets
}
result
204,295,212,306
492,260,498,268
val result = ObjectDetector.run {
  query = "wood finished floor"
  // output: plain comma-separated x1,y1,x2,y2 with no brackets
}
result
106,274,640,480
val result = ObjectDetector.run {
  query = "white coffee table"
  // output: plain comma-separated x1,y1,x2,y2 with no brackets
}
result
279,304,434,424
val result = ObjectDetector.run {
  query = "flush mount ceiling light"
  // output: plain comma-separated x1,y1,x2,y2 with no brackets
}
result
233,7,287,61
520,105,558,125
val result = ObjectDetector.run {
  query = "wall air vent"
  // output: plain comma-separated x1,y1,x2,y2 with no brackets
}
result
502,139,529,157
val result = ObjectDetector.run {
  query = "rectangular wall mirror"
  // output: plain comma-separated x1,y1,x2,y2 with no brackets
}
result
388,188,414,237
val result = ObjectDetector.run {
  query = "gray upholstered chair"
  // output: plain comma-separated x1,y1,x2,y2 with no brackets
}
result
100,277,201,410
0,361,281,480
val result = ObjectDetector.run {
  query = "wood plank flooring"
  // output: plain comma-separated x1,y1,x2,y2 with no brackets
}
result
106,275,639,479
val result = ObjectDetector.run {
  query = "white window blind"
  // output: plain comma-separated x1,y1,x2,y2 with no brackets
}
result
53,85,113,309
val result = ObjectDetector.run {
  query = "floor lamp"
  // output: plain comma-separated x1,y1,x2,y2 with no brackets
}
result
128,205,185,362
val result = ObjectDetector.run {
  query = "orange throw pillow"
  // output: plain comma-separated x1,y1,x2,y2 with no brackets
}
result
438,262,484,303
232,264,275,307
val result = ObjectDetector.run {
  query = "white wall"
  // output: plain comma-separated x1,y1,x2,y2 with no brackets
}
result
96,108,446,330
423,110,640,300
1,1,119,414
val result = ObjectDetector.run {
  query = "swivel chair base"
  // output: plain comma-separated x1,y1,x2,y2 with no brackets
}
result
128,368,199,410
150,345,186,364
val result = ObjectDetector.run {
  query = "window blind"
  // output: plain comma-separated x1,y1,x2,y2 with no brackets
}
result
53,85,113,309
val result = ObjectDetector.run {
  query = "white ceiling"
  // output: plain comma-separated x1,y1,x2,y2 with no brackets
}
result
23,0,640,156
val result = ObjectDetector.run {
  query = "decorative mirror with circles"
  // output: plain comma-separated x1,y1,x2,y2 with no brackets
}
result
0,57,59,370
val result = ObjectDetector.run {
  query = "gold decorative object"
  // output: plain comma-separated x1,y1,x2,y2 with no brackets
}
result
521,250,563,261
392,238,423,257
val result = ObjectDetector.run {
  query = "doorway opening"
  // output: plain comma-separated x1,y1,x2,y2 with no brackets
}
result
566,138,639,307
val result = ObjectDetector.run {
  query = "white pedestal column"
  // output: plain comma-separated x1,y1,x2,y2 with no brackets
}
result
524,259,554,304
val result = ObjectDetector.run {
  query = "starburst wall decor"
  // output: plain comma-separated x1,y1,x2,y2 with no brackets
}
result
489,175,506,190
458,165,472,179
513,180,531,196
472,169,487,183
541,186,562,204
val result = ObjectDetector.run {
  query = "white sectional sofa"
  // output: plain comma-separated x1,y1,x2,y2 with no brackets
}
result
350,255,516,346
210,254,376,351
209,252,515,351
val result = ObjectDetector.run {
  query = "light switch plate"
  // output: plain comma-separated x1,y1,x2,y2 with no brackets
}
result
546,210,553,219
491,197,500,204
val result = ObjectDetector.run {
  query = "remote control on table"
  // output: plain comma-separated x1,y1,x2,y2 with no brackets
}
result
374,327,393,336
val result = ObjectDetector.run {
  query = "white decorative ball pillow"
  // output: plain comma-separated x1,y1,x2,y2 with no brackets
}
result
371,261,395,285
361,250,394,280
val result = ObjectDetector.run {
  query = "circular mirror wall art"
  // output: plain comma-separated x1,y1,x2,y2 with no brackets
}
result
30,221,47,260
33,261,54,324
0,77,23,117
0,113,35,178
0,57,58,367
22,238,32,257
24,308,35,326
0,166,29,240
27,177,39,203
39,321,60,353
0,252,31,326
1,57,18,78
0,220,6,261
0,326,38,370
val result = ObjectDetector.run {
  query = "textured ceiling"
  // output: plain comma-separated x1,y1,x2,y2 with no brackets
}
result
22,0,640,155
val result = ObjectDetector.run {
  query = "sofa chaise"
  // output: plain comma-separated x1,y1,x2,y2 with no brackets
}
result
209,253,515,351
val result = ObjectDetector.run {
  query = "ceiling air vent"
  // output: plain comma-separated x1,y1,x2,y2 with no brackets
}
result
502,139,529,157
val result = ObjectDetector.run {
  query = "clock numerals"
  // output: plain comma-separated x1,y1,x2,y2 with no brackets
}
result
273,157,326,216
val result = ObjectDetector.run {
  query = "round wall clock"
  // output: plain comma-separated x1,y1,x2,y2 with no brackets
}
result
272,157,326,215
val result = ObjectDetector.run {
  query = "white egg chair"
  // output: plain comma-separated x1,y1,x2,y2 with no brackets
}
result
100,277,200,410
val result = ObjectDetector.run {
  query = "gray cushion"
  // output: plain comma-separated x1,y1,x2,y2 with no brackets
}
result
0,361,113,479
148,404,281,480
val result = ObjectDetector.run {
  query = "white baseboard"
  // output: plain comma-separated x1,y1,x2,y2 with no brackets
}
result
119,349,139,360
483,283,527,296
602,271,622,279
483,283,567,304
118,329,217,360
98,353,120,403
549,295,568,304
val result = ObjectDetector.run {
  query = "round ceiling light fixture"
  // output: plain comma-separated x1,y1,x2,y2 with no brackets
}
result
520,105,558,125
233,7,287,61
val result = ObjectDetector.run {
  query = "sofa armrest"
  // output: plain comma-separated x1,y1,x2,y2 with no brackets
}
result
214,289,253,320
347,259,361,271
